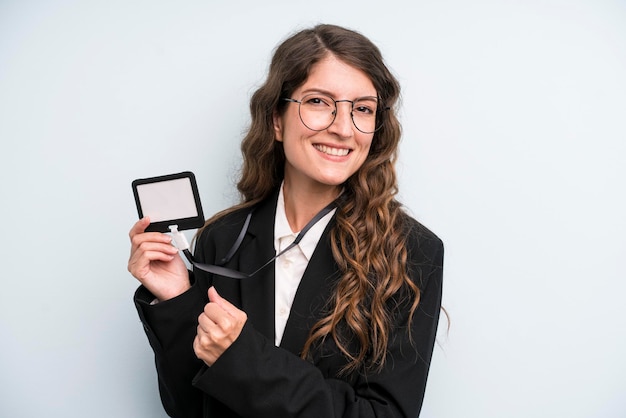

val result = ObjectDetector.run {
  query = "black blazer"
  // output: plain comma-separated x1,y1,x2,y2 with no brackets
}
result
135,189,444,418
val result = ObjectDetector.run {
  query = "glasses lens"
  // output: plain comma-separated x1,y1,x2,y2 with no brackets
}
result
352,97,379,133
298,94,336,131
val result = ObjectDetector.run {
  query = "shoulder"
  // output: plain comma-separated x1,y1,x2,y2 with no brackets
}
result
400,212,444,261
398,213,444,294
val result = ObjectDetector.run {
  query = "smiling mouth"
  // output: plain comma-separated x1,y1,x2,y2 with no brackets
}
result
314,144,351,157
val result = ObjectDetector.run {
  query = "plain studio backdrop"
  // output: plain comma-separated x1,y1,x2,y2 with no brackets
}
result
1,1,624,417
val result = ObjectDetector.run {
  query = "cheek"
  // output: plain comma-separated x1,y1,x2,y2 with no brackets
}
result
353,139,373,169
358,136,374,155
280,136,307,167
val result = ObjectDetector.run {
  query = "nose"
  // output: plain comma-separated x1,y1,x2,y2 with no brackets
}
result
327,101,354,138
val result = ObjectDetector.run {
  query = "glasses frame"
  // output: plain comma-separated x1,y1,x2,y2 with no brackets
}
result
282,93,390,134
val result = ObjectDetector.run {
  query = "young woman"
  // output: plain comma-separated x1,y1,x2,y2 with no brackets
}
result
128,24,444,418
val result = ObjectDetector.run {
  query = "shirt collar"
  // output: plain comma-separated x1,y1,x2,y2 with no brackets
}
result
274,183,336,261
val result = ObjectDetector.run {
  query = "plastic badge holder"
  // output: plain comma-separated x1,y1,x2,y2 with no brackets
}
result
132,171,205,233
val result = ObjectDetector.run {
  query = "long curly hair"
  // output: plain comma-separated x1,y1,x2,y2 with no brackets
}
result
208,24,419,374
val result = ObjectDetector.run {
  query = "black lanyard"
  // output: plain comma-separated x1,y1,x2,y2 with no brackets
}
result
182,198,338,279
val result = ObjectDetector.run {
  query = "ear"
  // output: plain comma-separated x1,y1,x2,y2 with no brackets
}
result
272,111,284,142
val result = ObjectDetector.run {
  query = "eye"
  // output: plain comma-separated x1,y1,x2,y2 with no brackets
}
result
304,94,333,108
353,98,378,115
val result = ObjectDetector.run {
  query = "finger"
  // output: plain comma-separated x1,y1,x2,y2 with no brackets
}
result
130,231,174,252
193,334,199,354
208,286,240,318
197,310,234,354
129,242,178,268
193,335,205,360
128,243,180,277
128,251,174,278
137,249,177,263
200,303,233,332
129,217,151,238
193,332,217,366
197,312,215,334
133,240,179,257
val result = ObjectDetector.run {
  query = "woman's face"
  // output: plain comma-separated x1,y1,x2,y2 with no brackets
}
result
273,54,376,193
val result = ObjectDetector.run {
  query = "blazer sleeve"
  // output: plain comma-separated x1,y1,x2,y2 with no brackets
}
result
133,223,227,417
191,219,444,418
134,282,207,418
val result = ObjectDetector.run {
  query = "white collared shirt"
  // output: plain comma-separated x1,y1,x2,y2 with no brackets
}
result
273,184,335,346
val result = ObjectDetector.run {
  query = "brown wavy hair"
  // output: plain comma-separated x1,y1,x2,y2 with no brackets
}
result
206,24,419,374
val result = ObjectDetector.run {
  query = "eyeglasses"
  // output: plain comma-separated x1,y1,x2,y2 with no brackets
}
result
282,93,388,134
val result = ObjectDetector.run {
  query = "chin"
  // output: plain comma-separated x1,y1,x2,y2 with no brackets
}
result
316,176,349,187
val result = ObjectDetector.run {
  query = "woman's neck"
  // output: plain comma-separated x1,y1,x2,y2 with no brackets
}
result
282,180,341,233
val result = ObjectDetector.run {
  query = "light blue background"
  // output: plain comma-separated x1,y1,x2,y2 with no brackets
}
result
1,1,625,417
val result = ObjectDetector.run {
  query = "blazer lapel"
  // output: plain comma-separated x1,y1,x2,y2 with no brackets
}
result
280,219,341,355
236,190,279,342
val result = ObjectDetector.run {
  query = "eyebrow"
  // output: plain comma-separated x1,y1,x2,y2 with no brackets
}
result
300,87,378,100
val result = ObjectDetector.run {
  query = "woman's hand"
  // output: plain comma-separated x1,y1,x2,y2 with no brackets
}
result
194,287,248,366
128,217,190,301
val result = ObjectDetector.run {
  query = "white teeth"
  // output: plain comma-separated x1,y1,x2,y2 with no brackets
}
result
314,144,350,156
